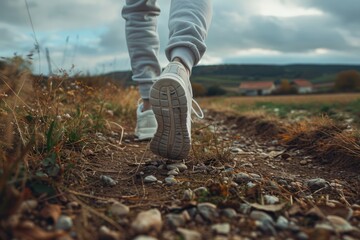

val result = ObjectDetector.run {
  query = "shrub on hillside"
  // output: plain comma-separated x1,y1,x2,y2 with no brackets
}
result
207,85,227,96
335,70,360,92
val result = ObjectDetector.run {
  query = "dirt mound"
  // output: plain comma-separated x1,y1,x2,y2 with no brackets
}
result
219,111,360,171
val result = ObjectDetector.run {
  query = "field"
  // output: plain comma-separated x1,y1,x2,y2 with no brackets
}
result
1,61,360,240
199,93,360,126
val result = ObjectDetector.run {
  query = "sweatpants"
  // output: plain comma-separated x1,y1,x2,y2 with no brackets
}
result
122,0,212,99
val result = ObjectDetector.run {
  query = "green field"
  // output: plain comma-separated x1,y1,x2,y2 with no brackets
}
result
199,93,360,126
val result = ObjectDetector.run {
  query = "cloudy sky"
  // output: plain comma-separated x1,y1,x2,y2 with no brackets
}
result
1,0,359,75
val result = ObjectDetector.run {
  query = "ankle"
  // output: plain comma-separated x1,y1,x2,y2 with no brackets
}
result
142,99,152,112
173,57,190,75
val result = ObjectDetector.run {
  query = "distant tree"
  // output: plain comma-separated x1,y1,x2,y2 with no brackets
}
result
191,83,206,97
335,70,360,92
207,85,226,96
273,79,297,95
280,79,292,92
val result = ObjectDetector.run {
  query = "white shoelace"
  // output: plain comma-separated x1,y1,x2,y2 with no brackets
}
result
191,99,204,119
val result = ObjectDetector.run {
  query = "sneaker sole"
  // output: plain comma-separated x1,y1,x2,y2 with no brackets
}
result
149,77,190,159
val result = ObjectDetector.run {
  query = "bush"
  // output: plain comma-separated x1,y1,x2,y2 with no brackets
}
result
335,70,360,92
273,79,298,95
207,85,226,96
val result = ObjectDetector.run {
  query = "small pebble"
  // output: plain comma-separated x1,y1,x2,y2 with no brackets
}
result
107,202,130,217
167,168,179,176
144,175,157,183
133,236,158,240
131,209,163,234
296,232,309,240
56,215,73,231
197,203,218,222
306,178,328,191
167,163,187,171
183,189,195,201
239,203,251,214
211,223,231,235
99,226,121,240
250,211,274,224
165,211,190,228
234,172,251,184
222,208,237,219
177,228,202,240
275,216,289,230
165,176,177,185
100,175,117,186
264,195,279,205
300,160,307,165
249,173,261,180
230,147,243,153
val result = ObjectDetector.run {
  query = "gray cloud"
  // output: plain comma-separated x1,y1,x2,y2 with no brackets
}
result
0,0,122,30
0,0,31,26
299,0,360,25
205,0,359,59
243,15,351,52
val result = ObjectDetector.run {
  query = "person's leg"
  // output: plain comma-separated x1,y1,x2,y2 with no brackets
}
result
122,0,161,105
166,0,212,71
149,0,212,159
122,0,161,140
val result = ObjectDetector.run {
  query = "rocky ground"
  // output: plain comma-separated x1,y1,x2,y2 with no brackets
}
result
6,110,360,240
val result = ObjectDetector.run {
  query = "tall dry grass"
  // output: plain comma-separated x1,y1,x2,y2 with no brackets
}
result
0,58,139,223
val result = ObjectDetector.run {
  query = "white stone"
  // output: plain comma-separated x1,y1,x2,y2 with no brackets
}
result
108,202,130,217
177,228,201,240
167,163,187,171
55,215,73,230
144,175,157,183
132,209,162,234
165,176,177,185
211,223,231,235
264,195,280,205
133,236,158,240
167,169,179,176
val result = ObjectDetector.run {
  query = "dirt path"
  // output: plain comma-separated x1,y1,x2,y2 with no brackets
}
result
64,110,360,240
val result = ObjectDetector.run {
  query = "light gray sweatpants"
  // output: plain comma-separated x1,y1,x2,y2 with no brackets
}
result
122,0,212,99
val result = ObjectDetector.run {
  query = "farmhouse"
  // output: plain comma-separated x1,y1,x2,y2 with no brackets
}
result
239,81,276,96
292,79,313,93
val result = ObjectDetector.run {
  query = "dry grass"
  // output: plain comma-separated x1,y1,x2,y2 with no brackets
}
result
0,58,139,226
280,117,360,167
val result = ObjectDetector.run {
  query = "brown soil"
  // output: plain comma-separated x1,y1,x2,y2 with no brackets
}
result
67,110,360,239
3,110,360,240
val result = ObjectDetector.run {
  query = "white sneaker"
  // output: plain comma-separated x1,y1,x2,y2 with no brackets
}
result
149,61,203,159
134,103,157,140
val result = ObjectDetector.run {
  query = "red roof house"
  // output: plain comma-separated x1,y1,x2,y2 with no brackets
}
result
239,81,275,96
291,79,313,93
